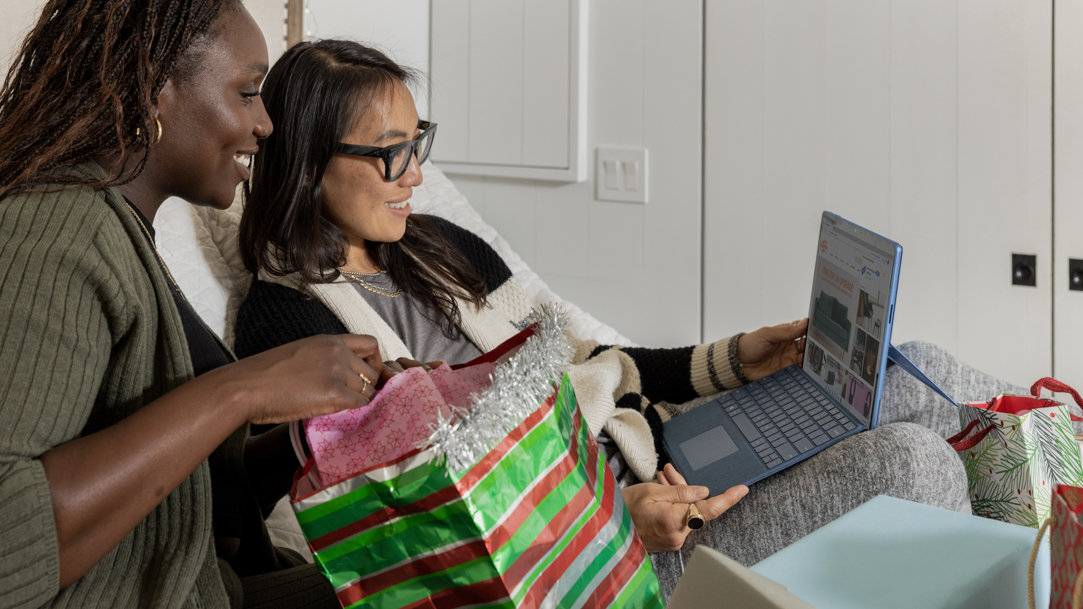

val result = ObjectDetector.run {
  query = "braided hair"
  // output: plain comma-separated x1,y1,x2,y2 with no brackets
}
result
0,0,241,200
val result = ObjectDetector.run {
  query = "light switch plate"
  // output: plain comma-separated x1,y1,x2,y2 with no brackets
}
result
596,147,648,203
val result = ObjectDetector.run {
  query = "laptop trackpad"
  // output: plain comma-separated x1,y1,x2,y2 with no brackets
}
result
679,425,739,471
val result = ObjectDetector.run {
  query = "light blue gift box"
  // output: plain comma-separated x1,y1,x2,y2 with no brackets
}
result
751,495,1050,609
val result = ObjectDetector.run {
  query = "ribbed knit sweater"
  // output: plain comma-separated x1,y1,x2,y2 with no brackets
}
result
0,164,230,608
235,215,748,482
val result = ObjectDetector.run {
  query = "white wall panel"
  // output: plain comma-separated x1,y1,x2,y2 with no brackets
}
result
1054,0,1083,390
432,0,587,181
303,0,431,116
0,1,40,83
248,1,287,61
888,0,959,360
956,0,1051,386
703,0,767,335
706,0,1051,388
468,0,524,166
477,177,537,270
456,0,703,346
522,1,570,169
430,0,471,162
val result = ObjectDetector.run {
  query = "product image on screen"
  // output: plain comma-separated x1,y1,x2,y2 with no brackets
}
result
804,220,895,424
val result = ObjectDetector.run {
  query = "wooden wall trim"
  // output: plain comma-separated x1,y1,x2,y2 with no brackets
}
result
286,0,303,47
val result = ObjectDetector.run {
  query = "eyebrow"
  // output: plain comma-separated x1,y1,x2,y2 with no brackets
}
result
374,128,411,144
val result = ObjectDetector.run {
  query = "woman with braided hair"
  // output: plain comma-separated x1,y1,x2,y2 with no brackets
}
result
0,2,383,608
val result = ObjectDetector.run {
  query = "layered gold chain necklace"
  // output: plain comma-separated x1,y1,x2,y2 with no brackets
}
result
340,269,402,298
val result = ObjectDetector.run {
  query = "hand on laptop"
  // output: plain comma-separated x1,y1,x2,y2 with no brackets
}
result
737,318,809,381
621,464,749,552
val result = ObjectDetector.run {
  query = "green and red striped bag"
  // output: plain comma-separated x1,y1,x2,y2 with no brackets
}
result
289,314,663,609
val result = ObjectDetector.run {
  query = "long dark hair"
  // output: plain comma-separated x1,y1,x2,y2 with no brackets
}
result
0,0,241,200
240,39,487,337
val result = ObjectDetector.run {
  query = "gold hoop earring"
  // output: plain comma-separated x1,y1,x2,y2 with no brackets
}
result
135,118,163,146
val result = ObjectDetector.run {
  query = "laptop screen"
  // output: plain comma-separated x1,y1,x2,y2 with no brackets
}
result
802,212,902,427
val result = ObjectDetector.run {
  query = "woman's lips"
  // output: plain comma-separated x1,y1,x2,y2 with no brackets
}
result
233,152,254,180
384,199,411,218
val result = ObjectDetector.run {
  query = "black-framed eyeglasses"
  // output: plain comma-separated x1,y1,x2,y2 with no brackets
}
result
334,120,437,182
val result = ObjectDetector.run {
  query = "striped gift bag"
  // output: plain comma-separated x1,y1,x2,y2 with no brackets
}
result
289,313,663,609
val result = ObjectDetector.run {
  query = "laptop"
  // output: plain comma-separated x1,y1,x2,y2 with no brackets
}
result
662,211,902,494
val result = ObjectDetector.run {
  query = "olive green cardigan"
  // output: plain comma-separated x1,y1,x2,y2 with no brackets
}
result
0,164,231,608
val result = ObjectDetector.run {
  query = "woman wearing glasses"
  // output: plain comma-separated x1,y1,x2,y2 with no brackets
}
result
234,40,976,596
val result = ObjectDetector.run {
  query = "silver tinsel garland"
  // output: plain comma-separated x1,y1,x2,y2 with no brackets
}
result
424,304,574,474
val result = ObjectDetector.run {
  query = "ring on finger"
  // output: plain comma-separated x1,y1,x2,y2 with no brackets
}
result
358,371,372,393
686,503,705,530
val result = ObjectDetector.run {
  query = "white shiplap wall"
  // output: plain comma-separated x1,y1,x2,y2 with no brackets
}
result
0,1,43,83
451,0,705,347
301,0,430,117
703,0,1054,389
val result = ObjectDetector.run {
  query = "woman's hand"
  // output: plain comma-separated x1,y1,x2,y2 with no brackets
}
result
381,357,446,384
206,333,384,425
621,464,748,552
737,318,808,381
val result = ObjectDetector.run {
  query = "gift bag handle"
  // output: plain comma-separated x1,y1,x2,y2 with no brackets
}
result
1030,517,1053,609
289,420,309,467
1031,378,1083,422
1029,515,1083,609
948,418,998,452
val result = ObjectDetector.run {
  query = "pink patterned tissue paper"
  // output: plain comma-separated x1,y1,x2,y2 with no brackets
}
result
303,362,496,486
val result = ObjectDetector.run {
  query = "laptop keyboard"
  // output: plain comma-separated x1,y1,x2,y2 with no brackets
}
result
719,366,860,469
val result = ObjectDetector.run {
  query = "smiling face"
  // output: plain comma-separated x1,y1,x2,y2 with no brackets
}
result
320,80,424,270
142,7,272,209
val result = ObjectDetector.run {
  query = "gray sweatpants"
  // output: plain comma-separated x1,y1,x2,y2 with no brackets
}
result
650,341,1028,598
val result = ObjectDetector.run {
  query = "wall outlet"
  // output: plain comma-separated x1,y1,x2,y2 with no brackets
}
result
596,147,648,203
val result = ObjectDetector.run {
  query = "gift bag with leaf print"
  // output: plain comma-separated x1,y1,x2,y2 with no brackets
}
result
951,378,1083,527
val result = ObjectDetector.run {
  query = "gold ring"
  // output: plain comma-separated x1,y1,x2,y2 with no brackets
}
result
359,371,372,393
686,503,705,530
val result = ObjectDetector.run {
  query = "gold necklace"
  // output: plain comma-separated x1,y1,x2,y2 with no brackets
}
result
125,203,188,303
340,269,402,298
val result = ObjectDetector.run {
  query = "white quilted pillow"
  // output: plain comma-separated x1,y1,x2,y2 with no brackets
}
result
155,161,630,347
